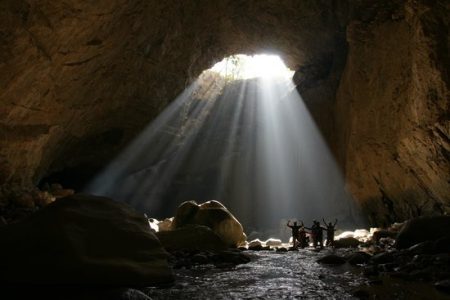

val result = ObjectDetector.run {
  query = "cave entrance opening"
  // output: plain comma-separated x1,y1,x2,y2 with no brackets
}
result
86,54,362,238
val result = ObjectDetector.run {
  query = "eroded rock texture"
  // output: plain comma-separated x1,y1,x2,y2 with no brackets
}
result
336,1,449,225
0,0,448,224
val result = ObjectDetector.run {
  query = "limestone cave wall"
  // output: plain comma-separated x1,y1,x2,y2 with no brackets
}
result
0,0,448,225
336,1,449,225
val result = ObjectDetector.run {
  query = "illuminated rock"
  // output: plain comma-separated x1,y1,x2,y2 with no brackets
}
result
172,200,246,247
265,238,282,247
0,194,173,285
157,217,174,232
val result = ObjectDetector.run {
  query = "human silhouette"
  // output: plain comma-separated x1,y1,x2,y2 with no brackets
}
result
287,220,302,248
323,218,338,247
297,221,308,248
310,220,325,249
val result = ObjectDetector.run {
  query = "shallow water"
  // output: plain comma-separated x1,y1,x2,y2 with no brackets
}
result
145,249,364,299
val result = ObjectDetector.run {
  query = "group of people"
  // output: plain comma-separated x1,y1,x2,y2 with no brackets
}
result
286,219,338,249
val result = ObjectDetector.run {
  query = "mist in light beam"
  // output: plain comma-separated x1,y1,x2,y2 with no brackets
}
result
85,55,364,233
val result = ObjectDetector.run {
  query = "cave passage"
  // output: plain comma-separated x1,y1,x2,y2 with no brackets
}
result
86,54,364,233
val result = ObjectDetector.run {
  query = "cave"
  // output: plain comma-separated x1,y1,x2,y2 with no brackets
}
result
0,0,449,298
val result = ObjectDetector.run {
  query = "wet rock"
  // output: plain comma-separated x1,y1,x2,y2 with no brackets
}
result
317,254,346,265
248,239,263,251
119,288,153,300
191,253,209,264
0,194,173,285
395,216,450,249
363,265,379,277
347,251,372,265
372,229,397,243
432,237,450,254
172,200,246,247
276,247,288,252
370,252,394,264
156,224,227,252
334,237,360,248
407,241,434,255
435,279,450,294
212,250,251,265
409,268,433,281
378,262,398,272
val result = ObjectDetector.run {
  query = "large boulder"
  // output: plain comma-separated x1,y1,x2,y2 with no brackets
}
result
395,216,450,249
172,200,246,247
0,194,173,285
155,224,227,252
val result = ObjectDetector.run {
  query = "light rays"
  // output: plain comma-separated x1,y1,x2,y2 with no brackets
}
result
85,54,363,234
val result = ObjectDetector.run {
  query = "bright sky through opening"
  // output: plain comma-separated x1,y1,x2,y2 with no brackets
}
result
210,54,295,79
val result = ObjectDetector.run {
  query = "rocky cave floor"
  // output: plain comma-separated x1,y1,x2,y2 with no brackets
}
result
144,247,450,300
3,244,450,300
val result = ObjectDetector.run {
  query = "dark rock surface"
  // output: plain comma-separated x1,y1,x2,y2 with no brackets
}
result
395,216,450,249
156,224,228,252
0,194,173,285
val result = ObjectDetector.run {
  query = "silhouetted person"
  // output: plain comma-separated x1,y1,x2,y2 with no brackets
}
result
310,220,325,249
297,221,308,248
287,220,302,248
323,218,338,247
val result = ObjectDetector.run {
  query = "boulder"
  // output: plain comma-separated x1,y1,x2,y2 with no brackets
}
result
172,200,246,247
395,216,450,249
156,224,227,252
0,194,173,285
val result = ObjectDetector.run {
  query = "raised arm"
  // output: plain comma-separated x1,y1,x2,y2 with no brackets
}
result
334,218,338,226
322,218,328,227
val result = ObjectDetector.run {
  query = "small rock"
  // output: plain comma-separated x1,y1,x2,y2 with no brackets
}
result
248,239,263,251
191,254,209,264
407,241,434,255
276,247,288,252
435,279,450,294
371,252,394,264
317,254,346,265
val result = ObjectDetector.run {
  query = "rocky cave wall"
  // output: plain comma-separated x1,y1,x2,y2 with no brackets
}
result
336,1,449,225
0,0,448,225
